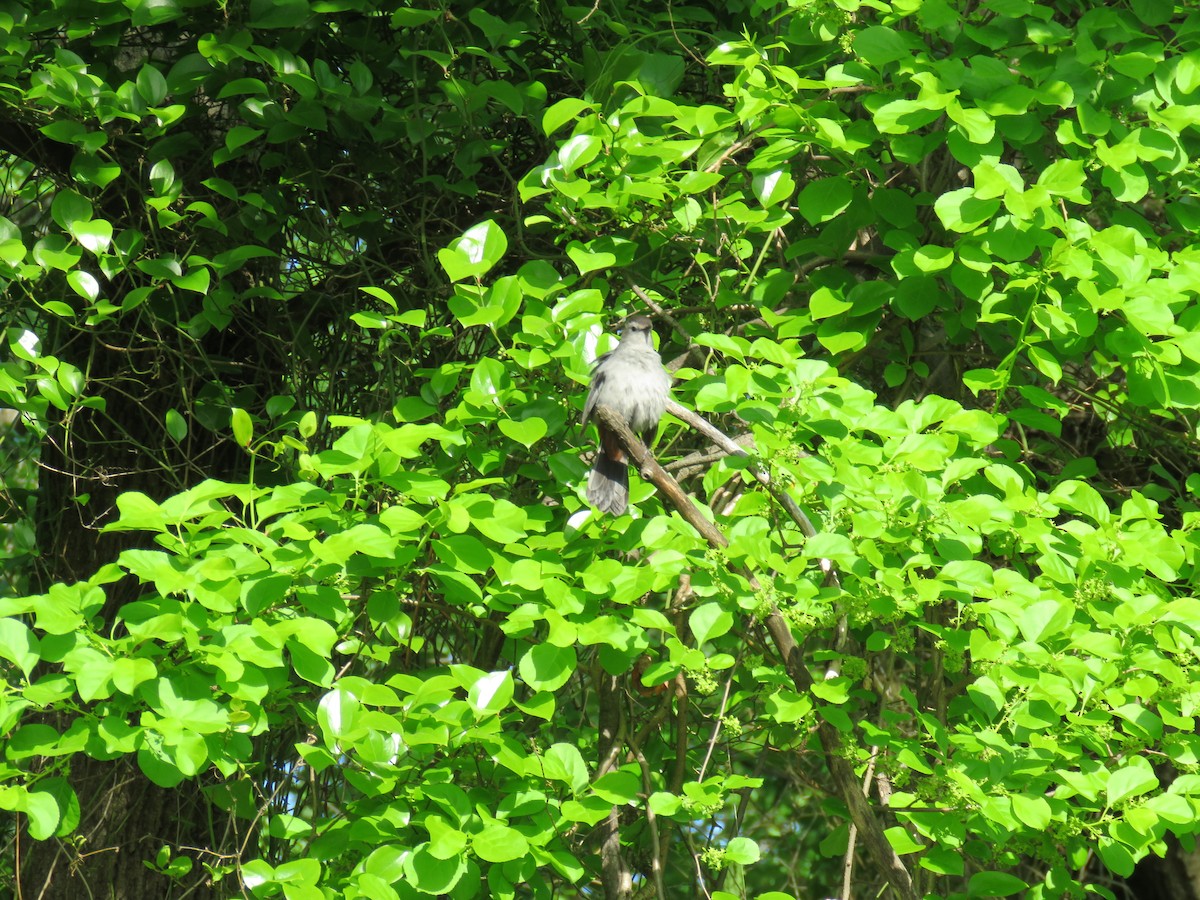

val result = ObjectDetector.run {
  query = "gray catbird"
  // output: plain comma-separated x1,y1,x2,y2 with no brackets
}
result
581,315,672,515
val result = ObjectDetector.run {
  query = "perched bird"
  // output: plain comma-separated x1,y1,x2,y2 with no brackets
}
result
581,315,671,515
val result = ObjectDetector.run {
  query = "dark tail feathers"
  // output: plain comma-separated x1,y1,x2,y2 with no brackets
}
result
587,454,629,515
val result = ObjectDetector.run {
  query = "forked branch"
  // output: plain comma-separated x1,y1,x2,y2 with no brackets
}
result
588,403,917,900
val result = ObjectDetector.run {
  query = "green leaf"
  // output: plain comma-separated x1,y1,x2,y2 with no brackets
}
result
1038,158,1088,199
519,643,576,691
390,7,440,26
796,177,853,225
36,778,80,838
67,270,100,302
593,770,640,804
467,669,513,714
437,220,508,282
319,524,399,562
1047,480,1108,521
136,64,168,104
172,267,210,294
543,98,594,135
56,367,86,397
286,642,330,687
752,170,795,207
275,858,321,886
267,814,311,840
164,409,188,441
109,492,167,532
112,657,157,694
854,25,914,67
873,98,945,134
1098,838,1136,877
225,125,263,152
449,275,521,328
33,235,82,271
540,743,589,794
724,836,760,864
967,871,1028,896
1124,293,1174,335
884,826,923,855
240,859,275,891
71,220,113,254
1016,598,1071,643
358,285,396,308
558,134,602,172
565,236,636,275
298,410,317,437
216,77,269,100
648,791,682,816
962,367,1006,394
1011,793,1051,829
947,102,995,143
50,191,93,230
316,686,361,747
0,618,40,677
138,746,185,788
32,583,101,635
425,816,468,860
689,602,733,646
471,824,529,863
161,729,208,777
935,188,1000,232
231,407,253,447
1107,764,1158,805
912,245,953,273
811,677,851,704
22,789,61,840
498,416,548,448
149,159,175,195
1027,345,1063,382
41,120,87,144
1101,164,1149,203
919,845,965,876
403,843,466,893
431,534,492,573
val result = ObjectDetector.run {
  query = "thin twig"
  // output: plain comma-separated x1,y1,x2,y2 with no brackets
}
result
597,670,630,899
665,398,829,558
696,674,735,783
634,748,667,900
842,746,879,900
627,282,693,348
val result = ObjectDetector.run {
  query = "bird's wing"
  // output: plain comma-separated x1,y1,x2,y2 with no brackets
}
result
580,352,610,426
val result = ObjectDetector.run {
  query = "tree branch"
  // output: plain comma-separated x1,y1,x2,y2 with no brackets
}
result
0,115,75,179
596,667,630,899
588,403,918,900
664,399,828,551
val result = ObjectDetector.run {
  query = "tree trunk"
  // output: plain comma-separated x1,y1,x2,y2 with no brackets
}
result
1127,838,1200,900
18,324,253,899
21,756,218,900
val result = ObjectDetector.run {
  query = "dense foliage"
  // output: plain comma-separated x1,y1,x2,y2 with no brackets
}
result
3,0,1200,898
